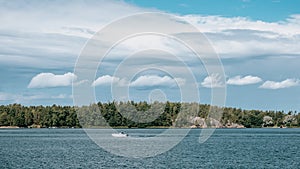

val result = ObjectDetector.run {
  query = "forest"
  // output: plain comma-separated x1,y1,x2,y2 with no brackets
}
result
0,101,299,128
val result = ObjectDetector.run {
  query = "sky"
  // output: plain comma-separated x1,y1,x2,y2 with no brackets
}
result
0,0,300,112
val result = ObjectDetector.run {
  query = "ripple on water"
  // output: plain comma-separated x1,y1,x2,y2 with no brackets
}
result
0,128,299,168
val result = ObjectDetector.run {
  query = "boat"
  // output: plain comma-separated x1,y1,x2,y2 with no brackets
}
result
112,131,128,138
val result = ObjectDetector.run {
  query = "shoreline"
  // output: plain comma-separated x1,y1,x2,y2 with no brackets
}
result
1,126,299,129
0,126,20,129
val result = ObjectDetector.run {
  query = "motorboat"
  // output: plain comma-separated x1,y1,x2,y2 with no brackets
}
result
112,131,128,138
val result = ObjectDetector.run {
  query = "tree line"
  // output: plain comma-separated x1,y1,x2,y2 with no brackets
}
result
0,102,299,128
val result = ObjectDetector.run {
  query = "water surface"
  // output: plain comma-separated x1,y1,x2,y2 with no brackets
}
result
0,128,299,168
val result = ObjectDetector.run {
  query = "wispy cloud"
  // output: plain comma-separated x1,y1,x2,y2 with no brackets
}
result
0,92,72,104
28,72,76,88
181,15,300,58
201,74,225,88
51,94,72,99
182,14,300,36
0,0,149,69
0,92,17,101
1,1,300,70
259,78,300,89
0,92,49,103
227,75,262,85
1,0,300,110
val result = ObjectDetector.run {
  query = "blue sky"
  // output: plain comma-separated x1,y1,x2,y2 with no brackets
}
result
127,0,300,22
0,0,300,112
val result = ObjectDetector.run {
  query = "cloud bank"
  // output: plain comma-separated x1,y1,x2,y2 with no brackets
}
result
181,14,300,58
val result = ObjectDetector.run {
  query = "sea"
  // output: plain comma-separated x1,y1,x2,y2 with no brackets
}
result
0,128,299,168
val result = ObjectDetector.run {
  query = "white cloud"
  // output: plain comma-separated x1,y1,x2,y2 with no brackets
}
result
180,15,300,58
92,75,122,86
0,0,150,69
182,14,300,36
112,35,193,59
91,75,185,88
1,1,300,74
1,0,300,108
130,75,185,88
201,74,225,88
227,75,262,85
1,1,300,71
0,0,146,35
259,78,300,89
28,72,76,88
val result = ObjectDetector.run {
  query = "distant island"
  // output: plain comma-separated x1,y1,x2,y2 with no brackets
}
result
0,102,299,128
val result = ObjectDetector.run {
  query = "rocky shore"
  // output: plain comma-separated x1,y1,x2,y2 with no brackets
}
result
190,117,245,128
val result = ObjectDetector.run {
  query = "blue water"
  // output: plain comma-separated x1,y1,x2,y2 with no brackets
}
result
0,128,299,168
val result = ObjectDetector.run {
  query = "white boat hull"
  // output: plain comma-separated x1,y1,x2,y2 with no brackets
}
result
112,133,128,138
